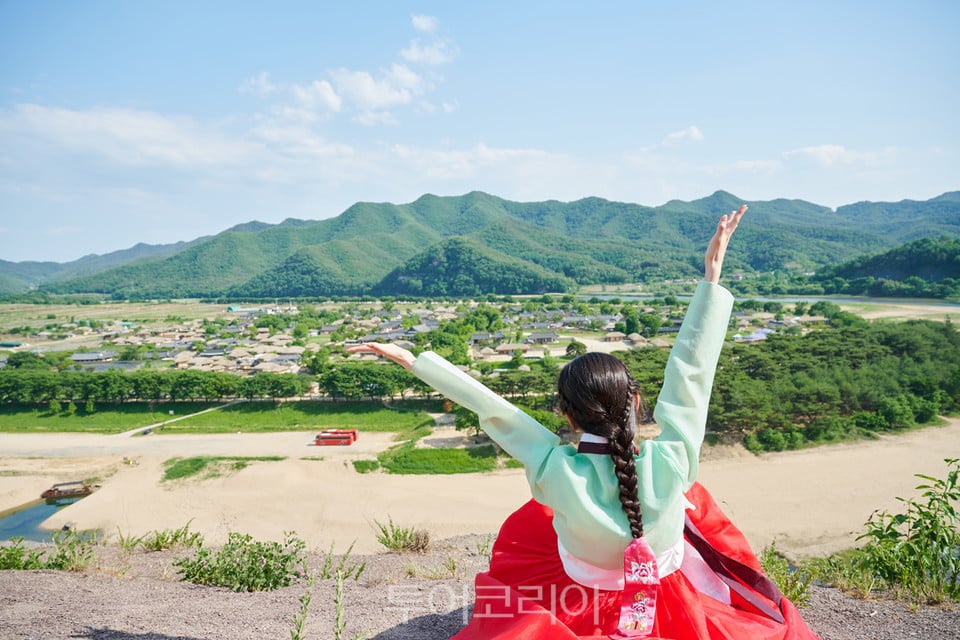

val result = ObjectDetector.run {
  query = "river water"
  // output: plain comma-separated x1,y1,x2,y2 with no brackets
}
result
0,497,84,542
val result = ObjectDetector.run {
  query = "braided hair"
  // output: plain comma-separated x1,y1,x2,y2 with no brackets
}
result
557,352,648,539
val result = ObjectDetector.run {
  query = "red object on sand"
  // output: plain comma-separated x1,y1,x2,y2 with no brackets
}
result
41,481,93,500
314,429,358,446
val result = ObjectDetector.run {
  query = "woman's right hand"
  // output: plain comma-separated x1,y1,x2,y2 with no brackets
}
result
346,343,416,371
704,205,747,283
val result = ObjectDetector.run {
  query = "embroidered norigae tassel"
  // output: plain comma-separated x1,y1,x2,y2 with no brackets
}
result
611,536,659,638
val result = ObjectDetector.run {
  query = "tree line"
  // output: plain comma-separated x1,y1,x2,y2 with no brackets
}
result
0,358,559,407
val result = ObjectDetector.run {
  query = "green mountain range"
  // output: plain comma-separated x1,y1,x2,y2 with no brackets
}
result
0,238,205,294
5,190,958,298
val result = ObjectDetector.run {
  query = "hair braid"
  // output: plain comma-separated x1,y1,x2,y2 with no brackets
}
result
607,398,644,539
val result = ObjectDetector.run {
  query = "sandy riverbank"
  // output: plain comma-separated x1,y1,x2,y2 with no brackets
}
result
2,419,959,559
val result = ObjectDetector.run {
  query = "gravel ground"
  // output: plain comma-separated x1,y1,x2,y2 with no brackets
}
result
1,535,958,640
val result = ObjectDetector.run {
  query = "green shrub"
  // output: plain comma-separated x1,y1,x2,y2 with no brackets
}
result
174,531,306,592
332,569,366,640
743,432,762,454
43,529,99,572
139,522,202,551
1,531,98,572
474,533,494,558
116,529,146,553
802,551,880,599
373,516,430,553
857,457,960,604
0,538,45,570
756,428,786,451
876,395,915,431
784,429,804,450
352,459,380,473
318,540,366,581
759,541,813,606
290,568,316,640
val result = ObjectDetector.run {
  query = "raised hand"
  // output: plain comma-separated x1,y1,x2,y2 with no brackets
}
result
704,205,747,283
346,343,416,371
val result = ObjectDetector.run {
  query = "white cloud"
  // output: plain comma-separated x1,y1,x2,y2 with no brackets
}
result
411,14,438,33
291,79,342,111
267,105,322,124
388,143,567,182
352,111,399,126
782,144,881,166
1,104,253,167
240,72,276,96
386,63,426,91
401,38,458,65
250,123,354,158
731,159,781,173
663,125,704,144
239,15,455,129
329,64,425,111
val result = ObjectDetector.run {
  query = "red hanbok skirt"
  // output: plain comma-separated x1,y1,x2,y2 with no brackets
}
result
451,482,820,640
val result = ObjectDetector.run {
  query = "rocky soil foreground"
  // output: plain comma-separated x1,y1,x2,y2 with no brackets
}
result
2,535,958,640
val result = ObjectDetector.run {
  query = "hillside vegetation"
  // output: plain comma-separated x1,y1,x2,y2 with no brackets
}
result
6,190,959,299
806,236,960,297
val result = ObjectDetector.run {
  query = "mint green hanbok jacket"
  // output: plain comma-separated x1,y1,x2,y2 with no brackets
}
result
410,280,734,587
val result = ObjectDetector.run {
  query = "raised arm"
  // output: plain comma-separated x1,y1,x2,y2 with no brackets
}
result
346,343,560,466
652,205,745,485
704,204,746,284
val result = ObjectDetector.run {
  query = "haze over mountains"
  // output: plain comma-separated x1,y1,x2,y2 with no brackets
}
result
3,190,959,298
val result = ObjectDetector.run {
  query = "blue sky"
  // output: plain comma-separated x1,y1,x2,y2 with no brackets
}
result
1,1,958,263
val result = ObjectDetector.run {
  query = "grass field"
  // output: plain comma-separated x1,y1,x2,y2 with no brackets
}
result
160,400,438,434
376,442,500,474
0,402,219,434
0,400,441,435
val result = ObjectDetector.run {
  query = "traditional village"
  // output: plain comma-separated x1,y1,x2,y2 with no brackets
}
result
0,295,827,377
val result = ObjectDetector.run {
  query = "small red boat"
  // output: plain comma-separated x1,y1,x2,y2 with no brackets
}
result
41,481,94,501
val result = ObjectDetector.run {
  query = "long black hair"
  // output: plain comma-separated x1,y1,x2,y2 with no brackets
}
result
556,352,647,539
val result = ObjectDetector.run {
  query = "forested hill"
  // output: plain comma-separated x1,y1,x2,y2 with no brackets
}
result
14,189,960,299
816,236,960,282
805,236,960,298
